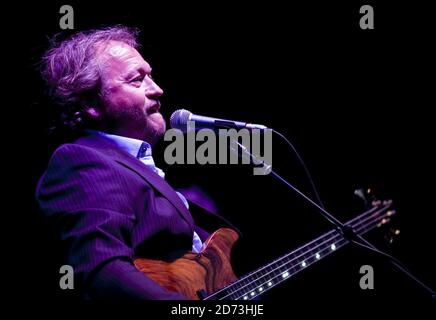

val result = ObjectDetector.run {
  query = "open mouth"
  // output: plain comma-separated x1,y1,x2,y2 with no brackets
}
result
148,103,160,114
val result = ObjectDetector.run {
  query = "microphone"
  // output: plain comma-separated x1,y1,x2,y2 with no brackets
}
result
170,109,267,132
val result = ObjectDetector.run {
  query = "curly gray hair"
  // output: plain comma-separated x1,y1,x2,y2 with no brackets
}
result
41,25,140,129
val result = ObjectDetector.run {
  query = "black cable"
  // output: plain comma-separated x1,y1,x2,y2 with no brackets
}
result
272,129,326,209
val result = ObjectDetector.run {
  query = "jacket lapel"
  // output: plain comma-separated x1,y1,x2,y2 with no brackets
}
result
76,134,194,226
116,157,194,226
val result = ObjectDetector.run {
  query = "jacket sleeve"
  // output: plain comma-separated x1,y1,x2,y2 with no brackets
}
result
36,144,186,300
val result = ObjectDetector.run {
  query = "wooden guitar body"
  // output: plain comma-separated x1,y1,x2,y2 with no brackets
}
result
134,228,239,300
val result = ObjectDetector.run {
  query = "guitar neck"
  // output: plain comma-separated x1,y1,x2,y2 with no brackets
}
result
205,201,394,300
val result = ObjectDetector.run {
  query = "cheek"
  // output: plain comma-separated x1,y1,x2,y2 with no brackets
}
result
129,88,147,105
106,88,145,110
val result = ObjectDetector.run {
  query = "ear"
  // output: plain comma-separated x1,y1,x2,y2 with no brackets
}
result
79,90,103,121
83,107,102,121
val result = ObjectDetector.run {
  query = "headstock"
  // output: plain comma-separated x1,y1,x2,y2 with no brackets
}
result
354,188,400,245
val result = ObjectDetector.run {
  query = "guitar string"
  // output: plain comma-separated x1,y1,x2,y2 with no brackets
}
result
231,209,390,300
207,205,382,299
230,209,389,300
210,204,392,300
206,204,385,300
234,213,385,300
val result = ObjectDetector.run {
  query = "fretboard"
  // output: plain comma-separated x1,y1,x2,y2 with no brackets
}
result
205,201,394,300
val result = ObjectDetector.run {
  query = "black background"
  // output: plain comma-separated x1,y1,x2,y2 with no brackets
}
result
8,0,435,313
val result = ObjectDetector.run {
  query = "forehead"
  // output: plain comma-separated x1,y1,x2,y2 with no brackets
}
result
96,40,151,76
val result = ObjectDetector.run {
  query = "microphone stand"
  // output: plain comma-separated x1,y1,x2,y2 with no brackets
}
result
231,139,436,301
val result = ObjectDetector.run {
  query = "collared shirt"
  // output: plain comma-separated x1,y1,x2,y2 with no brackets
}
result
87,130,203,253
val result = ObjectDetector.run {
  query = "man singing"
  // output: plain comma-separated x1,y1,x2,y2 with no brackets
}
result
36,25,230,300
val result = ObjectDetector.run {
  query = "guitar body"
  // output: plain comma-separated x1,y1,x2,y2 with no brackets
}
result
134,228,239,300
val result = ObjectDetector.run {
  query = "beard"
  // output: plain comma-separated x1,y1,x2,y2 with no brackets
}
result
144,112,166,145
98,103,166,144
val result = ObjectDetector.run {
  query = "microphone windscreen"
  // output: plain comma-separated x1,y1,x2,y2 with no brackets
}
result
170,109,192,130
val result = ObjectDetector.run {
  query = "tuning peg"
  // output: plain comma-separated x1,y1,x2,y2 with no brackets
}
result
354,188,366,201
386,209,396,217
354,188,378,207
383,200,394,207
384,227,401,244
377,218,391,227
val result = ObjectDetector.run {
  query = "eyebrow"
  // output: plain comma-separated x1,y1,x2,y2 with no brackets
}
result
124,65,152,79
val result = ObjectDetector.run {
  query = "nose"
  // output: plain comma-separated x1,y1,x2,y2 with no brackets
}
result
144,76,164,99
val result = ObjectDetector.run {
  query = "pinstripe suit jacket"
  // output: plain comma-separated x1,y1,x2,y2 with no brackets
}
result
36,132,225,300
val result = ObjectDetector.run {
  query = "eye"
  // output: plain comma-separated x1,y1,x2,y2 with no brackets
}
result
131,76,144,83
